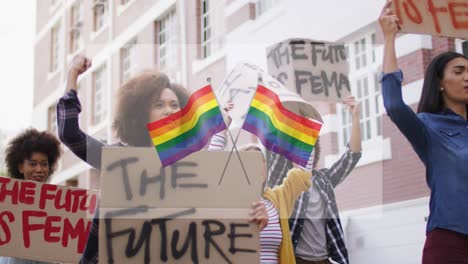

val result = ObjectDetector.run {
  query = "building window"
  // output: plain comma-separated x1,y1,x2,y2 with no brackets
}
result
358,76,372,140
93,66,107,125
340,105,352,149
374,72,382,136
339,73,382,144
339,32,381,146
48,105,57,135
70,2,82,53
50,23,61,72
93,0,107,32
201,0,225,59
255,0,281,17
157,9,178,69
371,33,377,63
121,38,137,82
462,41,468,57
353,37,367,70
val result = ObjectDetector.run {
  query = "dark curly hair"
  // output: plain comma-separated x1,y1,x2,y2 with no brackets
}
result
112,70,189,147
5,128,62,180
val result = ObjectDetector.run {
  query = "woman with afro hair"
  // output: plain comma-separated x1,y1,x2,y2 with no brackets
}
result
1,128,62,263
5,128,61,183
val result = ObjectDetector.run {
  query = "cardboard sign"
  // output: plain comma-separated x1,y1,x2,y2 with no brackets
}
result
99,148,264,264
0,177,98,263
216,63,321,126
266,39,351,102
393,0,468,38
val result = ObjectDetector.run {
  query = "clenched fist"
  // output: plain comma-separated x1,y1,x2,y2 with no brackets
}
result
66,54,92,92
69,54,92,77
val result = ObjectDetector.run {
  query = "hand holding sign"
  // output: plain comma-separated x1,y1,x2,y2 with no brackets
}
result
248,200,268,231
379,0,401,38
222,101,234,128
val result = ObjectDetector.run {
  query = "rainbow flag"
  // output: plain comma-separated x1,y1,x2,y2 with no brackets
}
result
147,85,226,167
242,85,322,167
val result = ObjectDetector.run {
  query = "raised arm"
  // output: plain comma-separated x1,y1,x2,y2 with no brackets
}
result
319,96,362,187
379,1,428,163
271,168,312,217
57,55,105,169
345,96,362,153
381,1,399,74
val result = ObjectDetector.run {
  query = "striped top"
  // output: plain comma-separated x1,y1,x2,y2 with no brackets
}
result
260,199,282,264
207,133,227,150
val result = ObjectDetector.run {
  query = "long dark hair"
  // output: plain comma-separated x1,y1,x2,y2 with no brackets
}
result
417,51,467,113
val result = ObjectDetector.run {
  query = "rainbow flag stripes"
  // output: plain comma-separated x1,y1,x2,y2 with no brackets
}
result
242,85,322,167
147,85,226,167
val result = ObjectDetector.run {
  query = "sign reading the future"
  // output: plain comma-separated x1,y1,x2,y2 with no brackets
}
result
99,147,264,264
266,38,351,102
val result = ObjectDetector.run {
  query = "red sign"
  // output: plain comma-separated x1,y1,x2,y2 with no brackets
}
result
393,0,468,38
0,177,98,263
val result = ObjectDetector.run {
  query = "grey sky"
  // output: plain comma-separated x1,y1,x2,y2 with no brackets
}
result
0,1,36,133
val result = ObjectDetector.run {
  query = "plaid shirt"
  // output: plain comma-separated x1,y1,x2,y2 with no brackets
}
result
57,90,109,264
267,147,361,264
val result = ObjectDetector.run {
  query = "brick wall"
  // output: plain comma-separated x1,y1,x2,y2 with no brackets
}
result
382,104,430,204
398,49,432,85
431,36,455,59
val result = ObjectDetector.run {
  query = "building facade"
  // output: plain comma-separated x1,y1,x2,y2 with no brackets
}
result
33,0,467,262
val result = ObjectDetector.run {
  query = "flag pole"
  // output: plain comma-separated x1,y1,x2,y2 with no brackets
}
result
217,74,262,185
204,77,251,185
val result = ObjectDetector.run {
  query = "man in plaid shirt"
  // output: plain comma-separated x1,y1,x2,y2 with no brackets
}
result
268,97,362,264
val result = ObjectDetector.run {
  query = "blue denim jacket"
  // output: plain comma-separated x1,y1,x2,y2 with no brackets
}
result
382,70,468,235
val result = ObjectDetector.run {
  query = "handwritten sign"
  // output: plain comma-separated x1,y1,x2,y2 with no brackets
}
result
0,177,98,263
393,0,468,38
99,148,264,263
266,39,350,102
216,63,321,126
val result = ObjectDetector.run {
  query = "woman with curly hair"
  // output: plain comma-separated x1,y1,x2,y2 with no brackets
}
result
57,55,190,169
56,55,191,264
4,128,61,183
1,128,61,264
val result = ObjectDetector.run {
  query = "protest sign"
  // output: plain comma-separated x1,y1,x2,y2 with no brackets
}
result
393,0,468,38
266,39,351,102
216,63,321,126
99,148,264,264
0,177,98,263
